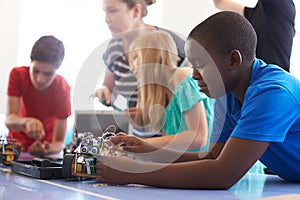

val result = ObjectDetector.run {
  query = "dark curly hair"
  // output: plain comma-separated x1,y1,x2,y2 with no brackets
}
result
30,35,65,69
188,11,257,63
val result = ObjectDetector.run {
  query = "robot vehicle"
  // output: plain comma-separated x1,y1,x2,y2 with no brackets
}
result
62,126,132,178
0,136,20,166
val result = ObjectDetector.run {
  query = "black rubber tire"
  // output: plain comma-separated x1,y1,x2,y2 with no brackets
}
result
2,148,18,166
62,154,75,178
90,146,98,154
13,149,19,161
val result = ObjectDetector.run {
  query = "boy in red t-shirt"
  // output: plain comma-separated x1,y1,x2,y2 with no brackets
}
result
5,36,71,157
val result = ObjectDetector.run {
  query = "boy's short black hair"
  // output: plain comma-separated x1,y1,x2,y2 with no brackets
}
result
188,11,257,62
30,35,65,68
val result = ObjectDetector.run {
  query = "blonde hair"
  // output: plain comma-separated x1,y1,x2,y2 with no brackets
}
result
122,0,156,17
128,30,178,131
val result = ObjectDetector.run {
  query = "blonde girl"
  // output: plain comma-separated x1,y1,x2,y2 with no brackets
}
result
128,31,214,151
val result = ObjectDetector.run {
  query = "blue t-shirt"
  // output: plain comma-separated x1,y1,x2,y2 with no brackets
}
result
211,59,300,182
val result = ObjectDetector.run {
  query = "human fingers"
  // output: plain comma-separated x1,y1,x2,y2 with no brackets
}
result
95,162,110,183
32,141,43,149
109,136,147,153
26,120,38,138
43,141,51,150
109,133,128,146
94,89,103,101
94,86,111,105
27,129,41,140
121,141,157,153
102,87,111,105
30,128,45,140
28,141,45,156
122,145,145,153
26,118,45,140
109,135,129,145
36,129,45,140
115,132,127,136
110,135,140,146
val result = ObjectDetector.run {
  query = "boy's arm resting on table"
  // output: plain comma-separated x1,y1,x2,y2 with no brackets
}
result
97,138,270,189
48,118,67,154
109,132,223,163
133,138,267,189
144,101,208,150
176,141,225,162
27,118,67,156
212,0,245,16
132,141,225,163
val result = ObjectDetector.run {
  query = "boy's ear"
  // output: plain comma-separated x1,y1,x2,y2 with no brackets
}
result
133,3,142,19
228,49,242,70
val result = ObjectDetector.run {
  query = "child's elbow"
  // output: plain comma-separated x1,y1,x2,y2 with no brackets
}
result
5,117,13,130
217,179,237,189
189,134,208,149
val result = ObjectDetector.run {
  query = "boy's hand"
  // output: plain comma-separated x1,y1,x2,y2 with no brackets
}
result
96,156,137,185
28,141,51,157
110,134,159,153
94,85,111,105
25,118,45,140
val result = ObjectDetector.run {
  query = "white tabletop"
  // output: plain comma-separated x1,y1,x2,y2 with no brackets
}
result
1,166,300,200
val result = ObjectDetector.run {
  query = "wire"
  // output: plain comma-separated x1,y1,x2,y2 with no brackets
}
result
103,124,117,134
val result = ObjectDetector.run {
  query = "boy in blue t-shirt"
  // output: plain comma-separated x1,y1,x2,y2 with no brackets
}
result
95,11,300,189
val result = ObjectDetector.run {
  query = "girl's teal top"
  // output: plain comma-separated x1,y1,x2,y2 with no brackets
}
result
162,71,214,152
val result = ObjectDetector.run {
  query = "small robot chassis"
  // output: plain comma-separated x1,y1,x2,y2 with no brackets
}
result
62,126,130,179
0,136,20,166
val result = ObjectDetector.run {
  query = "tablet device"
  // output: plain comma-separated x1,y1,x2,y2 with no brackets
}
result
74,110,130,136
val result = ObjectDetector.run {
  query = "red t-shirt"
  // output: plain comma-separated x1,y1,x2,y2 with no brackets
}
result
7,66,71,151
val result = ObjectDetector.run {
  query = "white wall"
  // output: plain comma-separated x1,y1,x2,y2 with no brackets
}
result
163,0,300,81
0,0,21,114
162,0,217,37
0,0,299,114
161,0,258,37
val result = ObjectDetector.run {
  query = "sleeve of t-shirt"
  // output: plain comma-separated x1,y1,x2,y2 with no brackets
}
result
232,86,300,142
7,67,22,96
102,38,124,73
